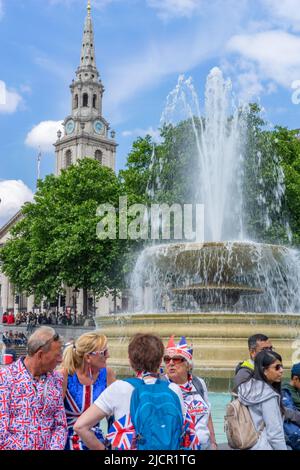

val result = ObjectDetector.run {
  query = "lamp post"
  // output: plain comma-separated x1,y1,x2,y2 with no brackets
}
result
72,288,79,325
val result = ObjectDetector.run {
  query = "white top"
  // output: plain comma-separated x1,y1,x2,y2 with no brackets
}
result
94,377,186,421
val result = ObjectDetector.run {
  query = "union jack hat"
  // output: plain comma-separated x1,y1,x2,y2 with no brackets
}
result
165,335,193,364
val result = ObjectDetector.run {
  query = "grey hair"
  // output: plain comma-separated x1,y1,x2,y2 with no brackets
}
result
27,326,61,356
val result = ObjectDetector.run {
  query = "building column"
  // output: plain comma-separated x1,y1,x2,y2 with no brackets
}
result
77,289,84,316
27,295,35,312
0,274,9,313
95,296,110,317
7,282,15,312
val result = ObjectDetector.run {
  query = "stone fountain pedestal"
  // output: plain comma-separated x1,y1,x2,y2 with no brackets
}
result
95,311,300,386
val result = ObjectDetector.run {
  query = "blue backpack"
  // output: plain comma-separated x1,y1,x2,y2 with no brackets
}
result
123,377,183,450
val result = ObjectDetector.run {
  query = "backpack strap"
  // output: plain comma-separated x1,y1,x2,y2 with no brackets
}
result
123,377,144,388
191,376,205,399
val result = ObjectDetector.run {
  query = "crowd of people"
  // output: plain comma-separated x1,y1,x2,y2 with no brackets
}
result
2,310,87,329
0,327,299,451
2,330,27,347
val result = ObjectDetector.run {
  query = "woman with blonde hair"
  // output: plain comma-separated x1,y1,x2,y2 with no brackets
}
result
61,330,115,450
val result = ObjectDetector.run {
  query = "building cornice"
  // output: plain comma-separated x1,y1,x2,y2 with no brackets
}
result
54,134,118,149
0,210,23,240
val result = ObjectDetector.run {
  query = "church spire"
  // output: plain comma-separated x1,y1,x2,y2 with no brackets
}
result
55,0,117,176
77,0,98,77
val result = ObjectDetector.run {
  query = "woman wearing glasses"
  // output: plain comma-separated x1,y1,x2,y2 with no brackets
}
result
163,335,217,450
237,349,287,450
60,330,115,450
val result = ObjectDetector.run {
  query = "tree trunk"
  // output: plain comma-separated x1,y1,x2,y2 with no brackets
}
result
83,288,88,317
113,293,117,313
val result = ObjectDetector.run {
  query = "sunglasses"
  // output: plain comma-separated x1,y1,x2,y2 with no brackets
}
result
34,332,60,354
89,348,108,358
271,364,283,371
164,356,185,364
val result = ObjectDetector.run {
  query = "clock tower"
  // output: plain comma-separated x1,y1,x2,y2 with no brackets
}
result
54,0,117,174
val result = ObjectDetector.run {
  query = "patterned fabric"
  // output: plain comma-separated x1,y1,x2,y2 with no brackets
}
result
0,358,67,450
166,374,210,450
106,414,135,450
182,410,201,450
178,375,193,396
64,369,107,450
165,336,193,364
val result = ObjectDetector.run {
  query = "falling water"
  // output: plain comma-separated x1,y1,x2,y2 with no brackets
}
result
131,67,300,313
161,68,246,242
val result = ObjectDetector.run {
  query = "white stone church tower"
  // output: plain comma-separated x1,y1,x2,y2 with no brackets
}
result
54,1,117,174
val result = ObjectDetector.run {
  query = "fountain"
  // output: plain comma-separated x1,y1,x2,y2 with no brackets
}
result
96,68,300,384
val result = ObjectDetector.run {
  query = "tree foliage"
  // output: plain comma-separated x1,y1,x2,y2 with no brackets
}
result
0,159,127,311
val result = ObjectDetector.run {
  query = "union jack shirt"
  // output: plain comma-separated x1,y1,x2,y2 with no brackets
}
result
0,358,67,450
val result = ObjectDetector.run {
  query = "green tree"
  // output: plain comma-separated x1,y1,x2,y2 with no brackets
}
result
272,126,300,246
243,105,293,244
119,135,154,204
0,159,127,315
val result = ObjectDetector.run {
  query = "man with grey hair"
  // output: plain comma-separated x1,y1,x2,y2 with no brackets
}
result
0,326,67,450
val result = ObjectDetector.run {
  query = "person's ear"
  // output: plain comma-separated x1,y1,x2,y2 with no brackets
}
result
84,353,91,364
250,349,256,359
36,349,44,361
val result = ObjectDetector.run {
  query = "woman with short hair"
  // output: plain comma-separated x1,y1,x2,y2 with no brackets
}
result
238,349,287,450
163,335,217,450
60,330,115,450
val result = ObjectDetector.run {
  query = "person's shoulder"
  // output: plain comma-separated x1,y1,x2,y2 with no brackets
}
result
108,378,129,390
167,381,182,395
192,375,206,385
52,369,65,388
236,363,253,376
100,379,131,399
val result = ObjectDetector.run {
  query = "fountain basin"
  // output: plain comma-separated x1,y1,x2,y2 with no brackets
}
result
134,241,300,312
173,284,264,308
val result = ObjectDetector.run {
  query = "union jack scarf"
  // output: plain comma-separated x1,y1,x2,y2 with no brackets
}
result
178,374,193,398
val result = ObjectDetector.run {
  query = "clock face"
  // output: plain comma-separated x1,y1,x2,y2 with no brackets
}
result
65,119,75,135
94,120,104,134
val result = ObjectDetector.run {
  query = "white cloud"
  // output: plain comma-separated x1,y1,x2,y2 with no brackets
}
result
221,57,276,103
0,180,34,227
0,1,3,21
227,30,300,88
122,126,161,142
147,0,201,20
25,121,64,152
263,0,300,31
0,80,22,114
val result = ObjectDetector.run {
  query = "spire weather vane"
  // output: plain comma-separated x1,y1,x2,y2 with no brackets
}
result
37,148,42,181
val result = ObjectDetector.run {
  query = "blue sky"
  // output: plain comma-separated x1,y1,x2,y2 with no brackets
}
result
1,0,300,225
